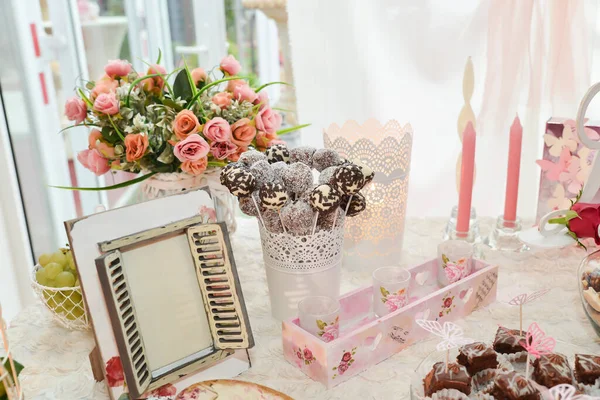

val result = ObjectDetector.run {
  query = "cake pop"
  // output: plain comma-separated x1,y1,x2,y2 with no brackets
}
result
249,160,275,187
318,166,339,185
226,169,257,197
353,160,375,186
238,195,262,217
266,144,290,164
309,184,342,213
239,149,267,166
312,149,340,172
290,146,316,166
220,162,246,186
280,200,314,235
340,193,367,217
281,162,313,194
262,209,284,233
259,182,289,210
271,161,287,183
318,208,344,231
333,164,365,195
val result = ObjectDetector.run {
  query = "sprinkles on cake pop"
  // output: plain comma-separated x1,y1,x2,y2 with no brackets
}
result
239,149,267,166
353,159,375,185
318,166,339,185
259,182,289,210
226,169,257,197
281,162,313,194
262,209,284,233
312,149,341,172
309,184,342,213
289,146,316,166
340,193,367,217
238,195,262,217
220,162,246,186
281,200,314,235
333,164,365,195
249,160,275,187
266,144,290,164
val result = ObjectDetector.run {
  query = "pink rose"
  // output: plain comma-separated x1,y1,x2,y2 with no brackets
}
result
104,59,131,78
444,298,453,308
321,322,339,343
210,141,237,160
64,97,87,124
338,361,349,375
226,79,246,93
77,149,110,176
212,92,232,109
172,109,200,140
219,54,241,76
296,350,303,359
91,76,118,99
230,118,256,147
174,134,210,162
203,117,231,142
228,145,247,162
444,262,463,284
342,352,352,362
254,90,269,109
88,129,102,149
88,129,114,158
191,67,207,86
233,84,257,103
146,64,167,90
93,92,119,115
255,107,282,135
303,348,313,361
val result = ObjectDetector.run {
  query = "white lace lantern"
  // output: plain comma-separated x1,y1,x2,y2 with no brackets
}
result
324,119,413,270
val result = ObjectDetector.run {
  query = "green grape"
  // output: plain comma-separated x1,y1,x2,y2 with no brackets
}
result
67,256,76,272
44,262,63,279
43,292,64,310
38,253,52,266
35,268,48,286
55,271,75,287
75,278,80,286
49,251,67,267
45,278,57,288
66,306,85,320
70,291,82,303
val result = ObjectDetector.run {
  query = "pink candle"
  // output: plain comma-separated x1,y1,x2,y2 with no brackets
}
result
456,122,476,237
503,116,523,226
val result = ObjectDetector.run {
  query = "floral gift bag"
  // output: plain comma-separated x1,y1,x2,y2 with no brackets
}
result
536,118,600,223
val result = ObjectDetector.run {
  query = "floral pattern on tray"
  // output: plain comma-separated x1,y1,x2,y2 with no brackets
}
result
441,254,470,284
437,292,456,319
296,346,317,366
380,287,408,312
332,347,357,379
317,316,340,343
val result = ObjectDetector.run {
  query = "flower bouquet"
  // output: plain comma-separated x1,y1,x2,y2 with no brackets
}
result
546,191,600,249
60,52,307,188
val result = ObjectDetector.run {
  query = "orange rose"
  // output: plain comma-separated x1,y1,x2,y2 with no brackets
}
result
230,118,256,147
228,145,248,162
181,157,208,176
124,133,149,162
172,110,200,140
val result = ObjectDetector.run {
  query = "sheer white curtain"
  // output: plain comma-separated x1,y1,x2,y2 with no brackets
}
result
287,0,600,218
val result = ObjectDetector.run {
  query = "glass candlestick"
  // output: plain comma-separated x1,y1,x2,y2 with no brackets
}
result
444,205,481,243
484,216,529,252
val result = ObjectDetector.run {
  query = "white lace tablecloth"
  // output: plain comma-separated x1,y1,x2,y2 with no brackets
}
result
8,217,600,399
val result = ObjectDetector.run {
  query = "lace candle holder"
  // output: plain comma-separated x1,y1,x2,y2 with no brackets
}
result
258,222,345,320
324,119,413,270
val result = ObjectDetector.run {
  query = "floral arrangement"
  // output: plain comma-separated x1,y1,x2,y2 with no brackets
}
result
547,190,600,249
62,52,306,189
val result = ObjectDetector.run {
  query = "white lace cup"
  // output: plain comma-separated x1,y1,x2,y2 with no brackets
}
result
437,240,473,287
372,267,411,317
298,296,341,342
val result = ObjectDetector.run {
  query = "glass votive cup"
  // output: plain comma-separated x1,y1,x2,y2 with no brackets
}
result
372,267,411,317
437,240,473,287
298,296,340,342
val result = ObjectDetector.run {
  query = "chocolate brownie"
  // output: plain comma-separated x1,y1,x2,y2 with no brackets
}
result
491,371,541,400
493,327,526,354
532,353,573,388
457,342,498,376
423,362,471,397
574,354,600,385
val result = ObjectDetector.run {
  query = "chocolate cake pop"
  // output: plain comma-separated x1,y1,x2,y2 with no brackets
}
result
226,169,256,197
333,164,365,195
318,166,339,185
318,208,344,230
280,200,314,235
262,209,284,233
290,146,316,166
340,193,367,217
238,195,262,217
271,161,287,183
281,162,313,194
353,160,375,185
259,182,289,210
266,144,290,164
312,149,340,172
249,160,275,187
239,149,267,166
309,184,341,213
220,162,246,186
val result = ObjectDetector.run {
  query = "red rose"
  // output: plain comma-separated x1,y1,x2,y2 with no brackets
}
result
296,350,303,359
149,383,177,397
338,362,349,375
444,298,453,308
105,356,124,387
569,203,600,244
341,352,352,362
303,348,313,361
439,311,444,318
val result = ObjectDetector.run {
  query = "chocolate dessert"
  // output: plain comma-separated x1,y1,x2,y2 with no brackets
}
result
493,327,526,354
423,362,471,397
532,353,573,388
574,354,600,385
457,342,499,376
491,371,541,400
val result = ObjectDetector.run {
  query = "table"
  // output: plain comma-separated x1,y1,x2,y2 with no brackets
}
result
7,217,600,399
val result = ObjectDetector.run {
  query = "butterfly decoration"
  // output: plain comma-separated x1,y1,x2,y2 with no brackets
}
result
577,146,594,184
563,119,600,142
559,155,584,195
416,320,473,351
518,322,556,378
537,147,572,182
508,289,551,306
547,185,575,212
544,124,579,157
549,384,594,400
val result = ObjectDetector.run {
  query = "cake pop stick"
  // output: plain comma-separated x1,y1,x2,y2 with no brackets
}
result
259,182,289,234
416,319,473,373
309,184,341,234
251,195,266,229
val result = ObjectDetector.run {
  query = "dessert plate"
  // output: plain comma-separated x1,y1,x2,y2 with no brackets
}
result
175,379,293,400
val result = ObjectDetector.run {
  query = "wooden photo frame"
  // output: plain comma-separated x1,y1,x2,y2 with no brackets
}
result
66,190,254,400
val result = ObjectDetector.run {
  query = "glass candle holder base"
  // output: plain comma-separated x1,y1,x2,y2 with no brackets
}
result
443,206,481,243
484,216,530,252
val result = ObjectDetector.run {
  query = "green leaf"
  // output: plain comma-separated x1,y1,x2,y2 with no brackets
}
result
332,367,337,370
255,81,291,92
316,319,327,330
125,73,165,107
101,126,121,145
186,76,245,109
381,297,386,303
118,393,131,400
50,171,157,191
173,69,194,102
156,48,162,65
58,123,100,135
442,254,449,265
207,161,227,168
163,98,183,112
276,123,311,136
380,286,390,297
0,359,24,398
108,115,125,140
183,58,198,97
